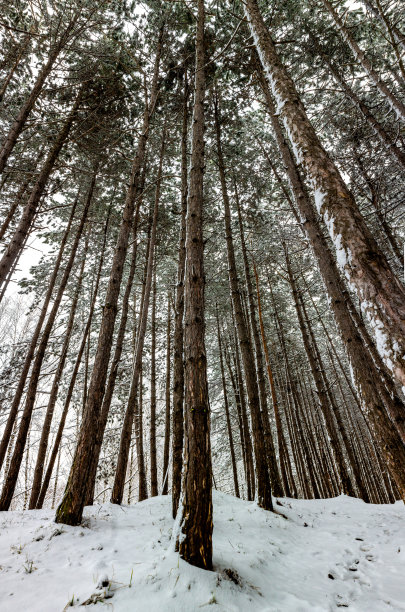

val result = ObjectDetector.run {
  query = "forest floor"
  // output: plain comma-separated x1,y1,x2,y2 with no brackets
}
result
0,491,404,611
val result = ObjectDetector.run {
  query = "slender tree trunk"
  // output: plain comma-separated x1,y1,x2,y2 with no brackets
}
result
150,265,158,497
178,0,213,570
246,0,405,389
224,345,250,498
110,128,165,506
162,292,171,495
214,94,272,511
172,74,188,518
135,367,148,501
232,334,256,500
84,199,142,505
252,259,291,498
55,30,162,526
28,253,85,509
235,186,283,496
216,308,240,498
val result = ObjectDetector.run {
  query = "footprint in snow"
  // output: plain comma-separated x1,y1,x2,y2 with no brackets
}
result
335,594,350,608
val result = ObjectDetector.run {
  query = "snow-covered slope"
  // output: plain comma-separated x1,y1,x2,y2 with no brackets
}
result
0,491,404,611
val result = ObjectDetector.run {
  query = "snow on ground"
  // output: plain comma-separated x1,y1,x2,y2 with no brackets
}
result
0,491,404,611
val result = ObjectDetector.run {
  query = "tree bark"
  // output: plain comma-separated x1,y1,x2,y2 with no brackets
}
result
178,0,213,570
150,265,158,497
172,74,188,518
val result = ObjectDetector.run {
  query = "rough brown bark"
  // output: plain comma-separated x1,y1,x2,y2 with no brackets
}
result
172,74,188,518
150,265,158,497
178,0,213,570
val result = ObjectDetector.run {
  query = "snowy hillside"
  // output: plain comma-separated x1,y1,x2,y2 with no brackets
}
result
0,492,404,611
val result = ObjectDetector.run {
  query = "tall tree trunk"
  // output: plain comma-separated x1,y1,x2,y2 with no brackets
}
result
162,292,171,495
231,332,256,500
84,199,141,505
224,345,250,498
110,129,165,506
252,259,291,498
150,265,158,497
235,186,283,497
36,252,104,509
178,0,213,570
172,74,188,518
216,308,240,498
55,30,162,526
245,0,405,390
214,94,272,511
29,254,85,509
135,367,148,501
